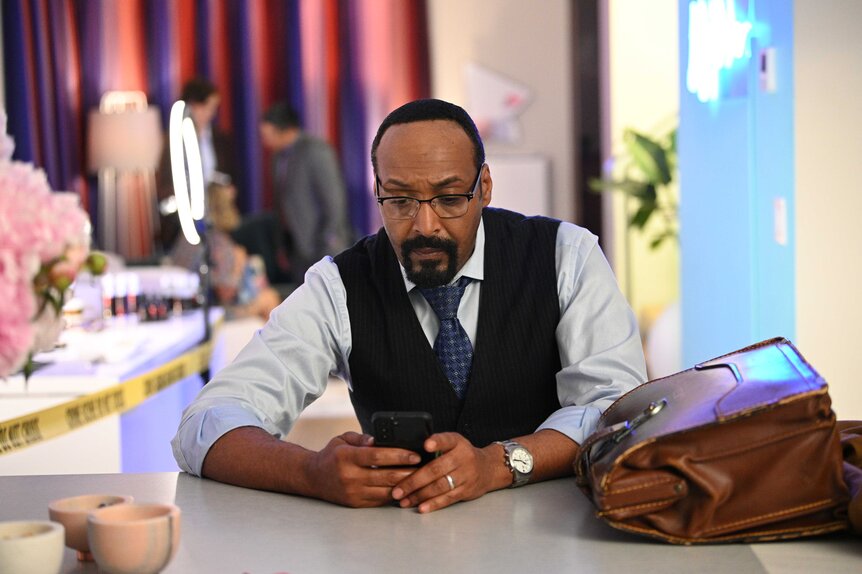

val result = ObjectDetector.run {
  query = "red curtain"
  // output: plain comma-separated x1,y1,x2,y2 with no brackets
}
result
2,0,431,259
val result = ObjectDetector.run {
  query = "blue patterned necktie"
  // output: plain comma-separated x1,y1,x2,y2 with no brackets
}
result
419,276,473,399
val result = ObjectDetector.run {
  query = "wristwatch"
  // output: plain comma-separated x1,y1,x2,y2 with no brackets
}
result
496,440,534,488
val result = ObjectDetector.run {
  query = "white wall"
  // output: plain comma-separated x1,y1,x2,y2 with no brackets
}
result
428,0,680,326
795,0,862,419
427,0,575,221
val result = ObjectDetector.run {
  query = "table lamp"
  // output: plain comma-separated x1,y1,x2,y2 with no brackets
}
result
87,91,163,260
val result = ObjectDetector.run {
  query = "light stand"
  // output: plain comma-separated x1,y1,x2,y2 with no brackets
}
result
168,100,211,382
199,219,212,382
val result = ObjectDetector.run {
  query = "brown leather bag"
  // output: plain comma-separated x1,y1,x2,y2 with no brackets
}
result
575,338,851,543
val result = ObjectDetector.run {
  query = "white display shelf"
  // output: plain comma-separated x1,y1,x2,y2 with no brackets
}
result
0,309,222,476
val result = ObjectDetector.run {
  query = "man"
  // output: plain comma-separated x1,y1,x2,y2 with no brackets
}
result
181,78,226,184
157,78,235,251
259,102,352,281
173,99,646,513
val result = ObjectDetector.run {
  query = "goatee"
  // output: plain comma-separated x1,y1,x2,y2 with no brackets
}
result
401,235,458,288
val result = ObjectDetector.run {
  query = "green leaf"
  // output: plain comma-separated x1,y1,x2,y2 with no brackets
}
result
23,353,36,384
624,129,672,185
629,201,656,230
649,230,678,250
650,234,668,249
630,183,657,203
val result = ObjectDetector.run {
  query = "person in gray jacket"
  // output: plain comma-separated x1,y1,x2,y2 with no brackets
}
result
259,102,352,282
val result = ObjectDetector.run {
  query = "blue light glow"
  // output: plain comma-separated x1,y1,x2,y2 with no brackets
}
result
686,0,753,102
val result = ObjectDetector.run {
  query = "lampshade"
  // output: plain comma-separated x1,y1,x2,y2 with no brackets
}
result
87,107,163,172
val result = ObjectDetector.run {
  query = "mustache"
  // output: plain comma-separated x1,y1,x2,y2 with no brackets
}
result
401,235,456,253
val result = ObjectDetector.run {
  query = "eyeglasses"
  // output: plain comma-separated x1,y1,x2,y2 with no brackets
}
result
375,165,484,220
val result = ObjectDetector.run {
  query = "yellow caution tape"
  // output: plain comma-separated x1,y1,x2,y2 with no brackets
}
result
0,338,214,457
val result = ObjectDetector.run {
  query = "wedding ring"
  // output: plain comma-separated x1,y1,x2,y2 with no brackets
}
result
445,474,456,490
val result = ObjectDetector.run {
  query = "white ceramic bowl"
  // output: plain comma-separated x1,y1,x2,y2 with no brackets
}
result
88,503,181,574
0,520,64,574
48,493,133,561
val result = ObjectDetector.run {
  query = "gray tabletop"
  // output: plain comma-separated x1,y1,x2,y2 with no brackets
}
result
1,472,859,573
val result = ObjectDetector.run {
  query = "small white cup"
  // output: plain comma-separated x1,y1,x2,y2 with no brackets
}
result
0,520,64,574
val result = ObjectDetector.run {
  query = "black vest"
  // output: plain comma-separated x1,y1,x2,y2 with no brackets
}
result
334,208,562,447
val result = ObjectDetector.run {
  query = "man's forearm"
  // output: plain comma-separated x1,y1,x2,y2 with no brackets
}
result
201,426,317,496
489,428,579,488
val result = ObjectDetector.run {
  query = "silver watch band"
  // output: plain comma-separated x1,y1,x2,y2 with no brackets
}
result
496,440,533,488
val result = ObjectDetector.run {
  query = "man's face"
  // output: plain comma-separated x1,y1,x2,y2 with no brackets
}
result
375,120,492,287
189,94,220,128
259,122,298,151
259,123,281,151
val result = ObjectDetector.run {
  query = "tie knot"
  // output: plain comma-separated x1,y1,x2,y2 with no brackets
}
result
419,276,471,320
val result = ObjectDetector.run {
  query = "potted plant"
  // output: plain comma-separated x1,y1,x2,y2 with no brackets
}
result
589,126,678,249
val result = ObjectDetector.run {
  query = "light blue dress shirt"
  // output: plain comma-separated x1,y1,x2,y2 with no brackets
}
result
172,218,647,476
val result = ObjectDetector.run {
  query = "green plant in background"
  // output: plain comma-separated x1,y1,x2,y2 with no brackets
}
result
590,126,678,249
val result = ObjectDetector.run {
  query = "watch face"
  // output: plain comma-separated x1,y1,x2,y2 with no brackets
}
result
510,447,533,474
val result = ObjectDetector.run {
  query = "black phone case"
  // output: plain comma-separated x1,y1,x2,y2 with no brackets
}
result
371,411,435,465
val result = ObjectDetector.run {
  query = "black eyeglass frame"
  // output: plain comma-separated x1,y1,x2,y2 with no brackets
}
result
374,164,485,220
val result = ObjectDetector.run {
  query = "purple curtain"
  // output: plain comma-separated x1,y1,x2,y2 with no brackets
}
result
145,0,176,129
338,0,368,239
226,0,262,215
2,0,432,243
2,0,37,164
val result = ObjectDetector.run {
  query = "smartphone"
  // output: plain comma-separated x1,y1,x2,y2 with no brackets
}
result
371,411,435,465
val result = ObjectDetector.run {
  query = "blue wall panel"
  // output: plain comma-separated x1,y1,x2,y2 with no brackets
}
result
679,0,795,365
748,1,796,345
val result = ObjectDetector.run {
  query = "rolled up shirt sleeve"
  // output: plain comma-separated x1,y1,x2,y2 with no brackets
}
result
171,258,352,476
535,222,647,446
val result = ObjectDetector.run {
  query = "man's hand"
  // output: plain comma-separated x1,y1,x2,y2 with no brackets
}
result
389,432,510,513
306,431,420,508
202,427,576,512
388,428,581,513
202,427,422,509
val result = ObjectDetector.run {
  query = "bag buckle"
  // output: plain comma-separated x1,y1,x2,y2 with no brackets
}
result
586,399,669,468
611,399,668,444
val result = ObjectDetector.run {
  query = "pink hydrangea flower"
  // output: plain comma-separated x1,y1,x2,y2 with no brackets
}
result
0,109,93,378
0,252,36,376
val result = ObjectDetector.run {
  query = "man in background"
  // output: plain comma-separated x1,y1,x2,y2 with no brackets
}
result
181,78,232,184
157,78,235,253
259,102,353,282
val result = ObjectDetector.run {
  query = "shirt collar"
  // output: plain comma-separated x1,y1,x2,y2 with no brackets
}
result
401,216,486,292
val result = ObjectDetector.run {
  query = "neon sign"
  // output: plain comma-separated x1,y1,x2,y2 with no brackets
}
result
686,0,753,103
